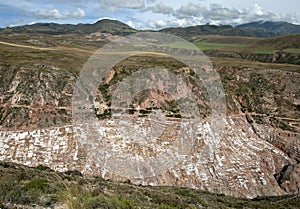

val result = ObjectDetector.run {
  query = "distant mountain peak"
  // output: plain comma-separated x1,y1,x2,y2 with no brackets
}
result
0,19,137,35
94,18,124,25
236,21,300,37
0,19,299,38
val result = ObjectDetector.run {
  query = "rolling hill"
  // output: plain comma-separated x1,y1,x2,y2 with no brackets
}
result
0,19,138,35
1,19,300,38
237,21,300,37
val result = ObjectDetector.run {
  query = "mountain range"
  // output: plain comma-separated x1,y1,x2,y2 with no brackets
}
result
1,19,300,38
0,19,137,36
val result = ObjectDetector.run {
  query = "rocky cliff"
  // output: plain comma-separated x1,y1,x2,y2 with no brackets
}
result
204,50,300,65
0,55,299,198
0,116,298,198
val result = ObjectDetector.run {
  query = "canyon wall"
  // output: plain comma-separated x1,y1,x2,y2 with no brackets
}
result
0,116,298,198
0,64,299,198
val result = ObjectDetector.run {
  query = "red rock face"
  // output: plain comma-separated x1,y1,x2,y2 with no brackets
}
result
0,64,299,198
0,66,75,130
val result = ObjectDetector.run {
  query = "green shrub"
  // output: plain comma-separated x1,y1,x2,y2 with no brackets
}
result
0,181,33,205
25,178,49,191
35,165,51,171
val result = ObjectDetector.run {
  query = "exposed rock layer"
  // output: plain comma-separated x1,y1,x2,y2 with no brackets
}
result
0,116,296,198
0,63,299,198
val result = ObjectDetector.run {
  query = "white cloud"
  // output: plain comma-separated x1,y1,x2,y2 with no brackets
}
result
144,2,298,29
147,18,194,29
100,0,145,11
35,8,85,19
148,19,168,28
250,3,264,16
127,20,144,29
50,0,156,12
143,3,173,15
175,3,206,18
207,4,241,20
236,4,298,24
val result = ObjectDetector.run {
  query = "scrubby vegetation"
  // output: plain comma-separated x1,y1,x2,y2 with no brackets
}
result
0,162,299,209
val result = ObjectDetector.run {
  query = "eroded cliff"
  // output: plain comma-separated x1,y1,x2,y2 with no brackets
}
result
0,57,299,198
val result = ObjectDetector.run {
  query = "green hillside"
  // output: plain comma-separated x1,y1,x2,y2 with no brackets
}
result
0,162,299,209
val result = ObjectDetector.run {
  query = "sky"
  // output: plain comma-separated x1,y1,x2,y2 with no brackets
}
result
0,0,299,29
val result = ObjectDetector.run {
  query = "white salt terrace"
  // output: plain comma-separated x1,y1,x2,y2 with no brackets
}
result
0,116,298,198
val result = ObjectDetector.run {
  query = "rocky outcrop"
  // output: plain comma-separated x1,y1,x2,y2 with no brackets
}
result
0,63,299,198
0,115,297,198
204,50,300,65
275,163,300,194
240,51,300,65
0,65,75,130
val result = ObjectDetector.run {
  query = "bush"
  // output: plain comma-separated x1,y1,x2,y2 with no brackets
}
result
25,178,49,191
35,165,51,171
0,181,32,205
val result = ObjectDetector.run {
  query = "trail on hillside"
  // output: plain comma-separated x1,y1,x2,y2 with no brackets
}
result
0,41,57,50
0,40,95,54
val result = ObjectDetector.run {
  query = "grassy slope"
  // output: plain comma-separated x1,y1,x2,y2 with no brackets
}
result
161,34,300,56
0,36,92,72
1,32,299,59
161,41,248,50
0,162,299,209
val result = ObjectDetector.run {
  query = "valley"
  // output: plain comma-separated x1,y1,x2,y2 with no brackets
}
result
0,19,299,208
